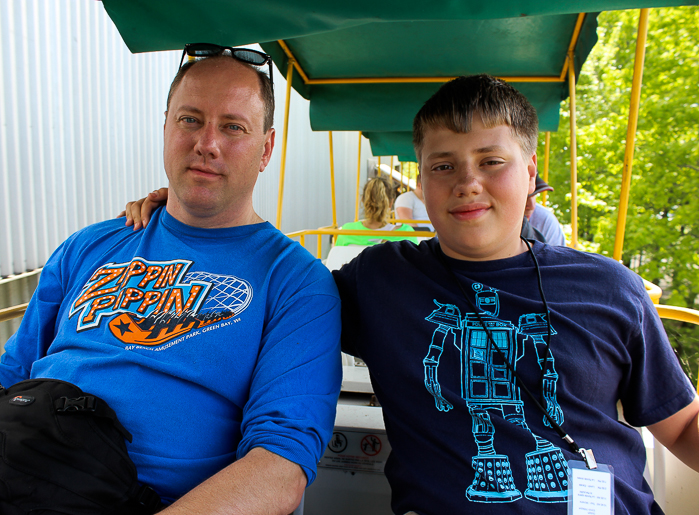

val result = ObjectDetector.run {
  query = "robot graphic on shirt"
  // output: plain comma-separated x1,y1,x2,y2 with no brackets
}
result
423,283,568,503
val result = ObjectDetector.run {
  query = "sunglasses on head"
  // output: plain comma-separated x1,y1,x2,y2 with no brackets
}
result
179,43,274,88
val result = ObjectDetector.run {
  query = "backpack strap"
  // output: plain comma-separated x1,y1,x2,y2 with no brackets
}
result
54,395,133,442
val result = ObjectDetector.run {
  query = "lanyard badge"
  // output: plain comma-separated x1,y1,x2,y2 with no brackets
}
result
567,460,615,515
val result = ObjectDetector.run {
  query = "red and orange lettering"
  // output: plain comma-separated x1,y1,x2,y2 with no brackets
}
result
163,288,184,316
137,291,162,314
137,265,164,288
154,263,184,289
182,285,203,312
118,288,145,309
153,289,170,314
83,295,117,324
117,260,148,288
74,267,125,307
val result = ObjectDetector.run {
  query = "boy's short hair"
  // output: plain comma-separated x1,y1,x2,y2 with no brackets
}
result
413,74,538,162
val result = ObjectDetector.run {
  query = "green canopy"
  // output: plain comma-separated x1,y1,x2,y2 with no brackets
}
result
103,0,699,159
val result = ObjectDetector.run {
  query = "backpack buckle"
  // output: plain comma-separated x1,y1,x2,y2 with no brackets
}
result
55,396,96,412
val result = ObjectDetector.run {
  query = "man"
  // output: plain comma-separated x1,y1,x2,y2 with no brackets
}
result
333,75,699,514
0,49,342,514
395,178,434,232
525,176,566,246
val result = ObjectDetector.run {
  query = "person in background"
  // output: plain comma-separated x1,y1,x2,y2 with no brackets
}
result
525,176,566,246
335,177,418,246
395,177,434,232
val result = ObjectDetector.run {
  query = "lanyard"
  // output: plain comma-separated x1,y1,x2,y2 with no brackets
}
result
435,237,597,470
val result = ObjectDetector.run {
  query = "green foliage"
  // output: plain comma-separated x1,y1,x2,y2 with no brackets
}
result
541,7,699,380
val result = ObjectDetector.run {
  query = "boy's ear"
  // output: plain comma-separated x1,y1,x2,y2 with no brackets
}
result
527,153,538,195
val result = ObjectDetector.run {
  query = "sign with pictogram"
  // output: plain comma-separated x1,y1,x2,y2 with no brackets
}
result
328,432,348,453
319,429,391,473
360,435,382,456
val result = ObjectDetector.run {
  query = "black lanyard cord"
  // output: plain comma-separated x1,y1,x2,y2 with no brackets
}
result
520,237,554,407
434,241,582,455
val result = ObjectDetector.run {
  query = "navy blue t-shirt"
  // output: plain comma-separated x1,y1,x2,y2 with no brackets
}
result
334,239,695,515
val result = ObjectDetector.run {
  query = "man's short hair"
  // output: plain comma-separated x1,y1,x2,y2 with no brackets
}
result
413,74,538,162
166,56,275,132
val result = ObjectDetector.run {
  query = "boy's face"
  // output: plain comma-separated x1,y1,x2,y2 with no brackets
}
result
419,115,537,261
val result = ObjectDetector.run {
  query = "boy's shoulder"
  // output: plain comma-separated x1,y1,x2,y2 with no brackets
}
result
535,243,648,297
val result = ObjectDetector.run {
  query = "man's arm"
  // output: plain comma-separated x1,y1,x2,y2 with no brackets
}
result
648,395,699,471
395,206,415,226
0,242,70,386
162,447,305,515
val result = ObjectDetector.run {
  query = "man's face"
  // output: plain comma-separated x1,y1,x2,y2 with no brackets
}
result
163,58,275,227
419,115,537,261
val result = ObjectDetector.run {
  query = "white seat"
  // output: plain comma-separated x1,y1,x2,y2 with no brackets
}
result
326,246,369,369
325,245,369,271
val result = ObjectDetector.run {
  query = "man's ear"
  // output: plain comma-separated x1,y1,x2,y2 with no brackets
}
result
163,111,168,131
527,153,538,195
259,128,276,173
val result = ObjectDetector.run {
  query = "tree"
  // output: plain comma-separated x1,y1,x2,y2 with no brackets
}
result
541,7,699,381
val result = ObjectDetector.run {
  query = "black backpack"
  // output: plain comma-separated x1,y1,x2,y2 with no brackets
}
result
0,379,163,515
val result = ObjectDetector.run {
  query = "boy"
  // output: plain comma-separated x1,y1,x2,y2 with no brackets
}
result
332,74,699,514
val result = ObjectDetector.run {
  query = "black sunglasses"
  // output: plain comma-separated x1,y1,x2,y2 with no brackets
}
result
179,43,274,88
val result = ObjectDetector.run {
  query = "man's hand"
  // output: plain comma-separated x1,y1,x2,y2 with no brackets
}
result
161,447,306,515
117,187,169,230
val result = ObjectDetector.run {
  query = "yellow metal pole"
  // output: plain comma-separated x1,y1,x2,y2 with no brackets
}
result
377,156,381,177
568,50,578,249
0,303,28,323
328,132,338,228
276,59,295,229
542,132,551,205
389,156,395,186
355,132,362,221
613,8,650,262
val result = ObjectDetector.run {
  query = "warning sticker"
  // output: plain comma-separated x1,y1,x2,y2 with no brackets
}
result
360,435,382,456
328,432,348,453
319,430,391,473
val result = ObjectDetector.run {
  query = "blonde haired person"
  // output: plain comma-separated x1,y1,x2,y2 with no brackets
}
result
335,177,417,246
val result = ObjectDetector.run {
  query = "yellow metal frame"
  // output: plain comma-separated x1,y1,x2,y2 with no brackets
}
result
568,49,578,249
0,303,28,323
389,218,431,225
276,58,296,229
656,305,699,325
355,132,362,221
542,131,551,205
613,8,650,261
389,156,394,185
329,131,338,228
